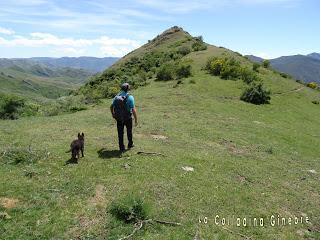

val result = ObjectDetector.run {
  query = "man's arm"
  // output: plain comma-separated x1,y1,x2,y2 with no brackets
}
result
132,108,138,126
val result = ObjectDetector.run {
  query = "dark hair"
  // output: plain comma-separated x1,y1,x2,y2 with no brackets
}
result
121,83,130,92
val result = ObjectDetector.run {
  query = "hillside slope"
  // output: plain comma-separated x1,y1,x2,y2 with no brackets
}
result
0,27,319,239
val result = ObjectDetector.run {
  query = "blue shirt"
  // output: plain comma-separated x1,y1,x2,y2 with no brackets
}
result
112,91,135,113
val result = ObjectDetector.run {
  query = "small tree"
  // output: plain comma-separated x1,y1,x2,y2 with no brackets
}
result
240,82,271,105
262,60,270,68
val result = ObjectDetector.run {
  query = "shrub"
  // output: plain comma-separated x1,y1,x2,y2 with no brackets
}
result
240,67,259,84
240,82,271,105
176,64,192,79
280,72,291,79
262,60,270,68
220,63,240,80
0,94,25,120
1,146,49,165
189,79,196,84
307,82,318,89
206,57,241,80
110,196,150,223
177,46,191,56
206,58,225,76
312,100,319,105
192,41,207,51
252,63,260,72
156,63,175,81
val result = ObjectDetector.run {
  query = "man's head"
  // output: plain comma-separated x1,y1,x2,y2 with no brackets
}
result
121,83,130,92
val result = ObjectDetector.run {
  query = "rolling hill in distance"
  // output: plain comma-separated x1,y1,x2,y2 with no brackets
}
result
246,53,320,84
0,57,118,99
1,26,319,239
31,56,119,73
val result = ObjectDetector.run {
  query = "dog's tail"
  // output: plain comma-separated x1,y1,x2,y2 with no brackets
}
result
65,149,71,153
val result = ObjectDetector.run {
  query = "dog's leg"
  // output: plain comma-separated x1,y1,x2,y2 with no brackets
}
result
81,147,84,157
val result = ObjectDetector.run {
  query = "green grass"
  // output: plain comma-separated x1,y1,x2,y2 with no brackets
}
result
0,73,319,239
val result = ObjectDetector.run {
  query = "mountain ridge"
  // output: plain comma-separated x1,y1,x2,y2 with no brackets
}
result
246,53,320,83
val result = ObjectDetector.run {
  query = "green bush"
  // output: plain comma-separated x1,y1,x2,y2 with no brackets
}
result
192,41,207,51
110,195,150,223
177,46,191,56
240,67,259,84
156,63,175,81
0,94,25,120
253,63,260,72
176,64,192,79
307,82,318,89
262,60,270,68
240,82,271,105
279,72,291,79
206,57,225,75
206,57,241,80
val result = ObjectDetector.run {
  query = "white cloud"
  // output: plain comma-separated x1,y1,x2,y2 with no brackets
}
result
53,47,86,56
137,0,299,13
0,32,141,57
0,27,15,35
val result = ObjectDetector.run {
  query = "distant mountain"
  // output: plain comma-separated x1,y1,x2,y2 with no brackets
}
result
246,53,320,84
308,53,320,61
246,55,264,63
31,57,119,73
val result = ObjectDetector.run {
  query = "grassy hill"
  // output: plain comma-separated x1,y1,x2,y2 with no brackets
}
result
0,27,319,239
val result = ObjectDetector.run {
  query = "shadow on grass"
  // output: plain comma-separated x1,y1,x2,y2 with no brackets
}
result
65,158,78,165
98,148,122,159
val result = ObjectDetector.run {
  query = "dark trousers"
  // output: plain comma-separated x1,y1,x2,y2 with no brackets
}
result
116,118,133,151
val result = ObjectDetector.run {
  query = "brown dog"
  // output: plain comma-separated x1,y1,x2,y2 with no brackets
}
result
67,133,85,162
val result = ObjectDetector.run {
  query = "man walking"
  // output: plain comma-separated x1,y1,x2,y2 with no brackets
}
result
110,83,138,152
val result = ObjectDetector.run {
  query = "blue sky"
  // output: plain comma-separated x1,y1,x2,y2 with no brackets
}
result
0,0,319,58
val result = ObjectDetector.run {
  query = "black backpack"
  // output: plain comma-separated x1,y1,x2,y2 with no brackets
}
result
113,94,131,122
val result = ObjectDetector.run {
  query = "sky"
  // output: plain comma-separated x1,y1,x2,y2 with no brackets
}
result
0,0,319,59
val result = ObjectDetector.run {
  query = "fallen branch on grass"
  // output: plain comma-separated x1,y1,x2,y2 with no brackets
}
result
117,219,181,240
118,221,144,240
137,151,166,157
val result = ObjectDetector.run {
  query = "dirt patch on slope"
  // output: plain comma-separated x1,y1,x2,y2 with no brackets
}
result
88,184,106,207
0,197,19,209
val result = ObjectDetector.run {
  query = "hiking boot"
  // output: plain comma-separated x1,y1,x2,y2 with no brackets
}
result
128,144,134,149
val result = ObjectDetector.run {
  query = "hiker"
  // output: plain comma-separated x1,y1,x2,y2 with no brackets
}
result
110,83,138,152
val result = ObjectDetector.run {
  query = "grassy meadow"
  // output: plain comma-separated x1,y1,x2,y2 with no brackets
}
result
1,27,320,239
1,73,320,239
